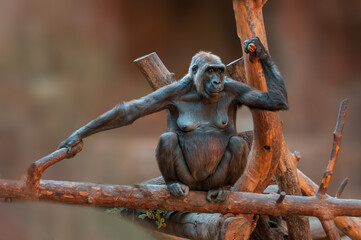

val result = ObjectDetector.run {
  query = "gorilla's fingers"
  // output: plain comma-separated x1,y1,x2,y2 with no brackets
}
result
206,189,218,202
214,188,230,203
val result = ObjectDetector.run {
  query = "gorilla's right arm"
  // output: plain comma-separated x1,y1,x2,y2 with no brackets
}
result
58,77,192,152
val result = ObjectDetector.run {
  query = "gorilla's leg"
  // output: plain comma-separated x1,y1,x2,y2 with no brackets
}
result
203,136,249,202
156,132,195,197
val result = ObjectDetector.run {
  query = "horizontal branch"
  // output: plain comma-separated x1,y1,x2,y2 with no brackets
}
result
1,179,361,220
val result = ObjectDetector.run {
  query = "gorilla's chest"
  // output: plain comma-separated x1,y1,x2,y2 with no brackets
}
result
173,94,234,132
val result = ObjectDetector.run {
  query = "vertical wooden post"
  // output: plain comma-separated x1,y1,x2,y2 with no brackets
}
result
232,0,282,194
231,0,311,238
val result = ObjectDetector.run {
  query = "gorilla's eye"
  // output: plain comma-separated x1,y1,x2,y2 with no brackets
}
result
217,69,224,74
208,68,214,73
192,66,198,75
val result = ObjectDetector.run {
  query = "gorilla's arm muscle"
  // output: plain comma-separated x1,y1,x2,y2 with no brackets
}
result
226,77,288,111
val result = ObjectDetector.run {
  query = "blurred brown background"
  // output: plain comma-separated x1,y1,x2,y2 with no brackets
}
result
0,0,360,239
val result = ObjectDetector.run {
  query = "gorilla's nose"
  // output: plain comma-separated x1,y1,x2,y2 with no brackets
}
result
212,79,221,88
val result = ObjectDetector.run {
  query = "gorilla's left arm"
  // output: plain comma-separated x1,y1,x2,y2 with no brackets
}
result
230,37,289,111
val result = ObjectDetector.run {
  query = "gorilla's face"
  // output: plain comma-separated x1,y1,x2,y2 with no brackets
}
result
202,64,225,98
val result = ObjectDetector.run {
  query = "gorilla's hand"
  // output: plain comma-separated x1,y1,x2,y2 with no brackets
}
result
243,37,268,60
57,133,82,155
167,181,189,197
206,187,231,202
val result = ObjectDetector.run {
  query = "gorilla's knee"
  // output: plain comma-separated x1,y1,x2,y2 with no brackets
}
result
157,132,179,156
228,136,248,154
159,132,178,147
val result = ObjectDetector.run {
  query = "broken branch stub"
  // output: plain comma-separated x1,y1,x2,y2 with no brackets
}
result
134,52,176,90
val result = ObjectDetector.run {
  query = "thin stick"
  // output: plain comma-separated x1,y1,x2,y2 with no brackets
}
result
317,99,349,196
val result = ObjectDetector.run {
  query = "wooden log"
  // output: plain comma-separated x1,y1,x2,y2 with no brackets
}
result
134,52,176,90
158,213,251,240
120,209,250,240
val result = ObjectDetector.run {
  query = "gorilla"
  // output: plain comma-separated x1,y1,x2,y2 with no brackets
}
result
58,37,288,202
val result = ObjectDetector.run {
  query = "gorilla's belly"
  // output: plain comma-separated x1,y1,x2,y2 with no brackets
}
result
178,129,232,182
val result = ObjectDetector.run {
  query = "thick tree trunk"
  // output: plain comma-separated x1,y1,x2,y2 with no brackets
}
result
231,1,311,238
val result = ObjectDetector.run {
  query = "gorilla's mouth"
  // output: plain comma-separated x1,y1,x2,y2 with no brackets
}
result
205,87,222,98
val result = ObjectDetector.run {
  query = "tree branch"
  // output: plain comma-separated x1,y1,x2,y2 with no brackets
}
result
317,99,349,196
1,179,361,219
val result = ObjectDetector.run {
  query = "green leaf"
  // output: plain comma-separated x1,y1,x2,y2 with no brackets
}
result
138,209,167,228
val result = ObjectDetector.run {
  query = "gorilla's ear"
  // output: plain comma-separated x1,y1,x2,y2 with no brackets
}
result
191,65,198,75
